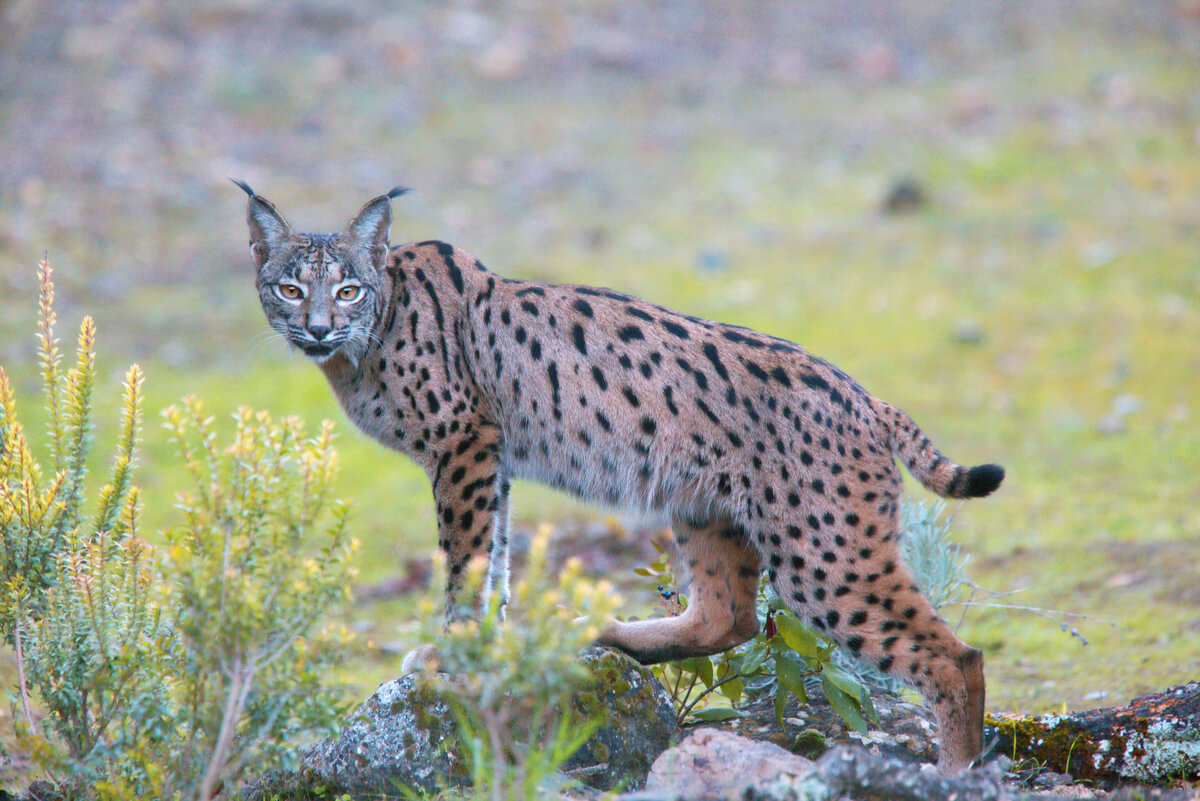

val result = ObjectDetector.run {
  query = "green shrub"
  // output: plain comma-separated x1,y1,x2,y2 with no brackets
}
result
148,399,357,800
0,259,355,800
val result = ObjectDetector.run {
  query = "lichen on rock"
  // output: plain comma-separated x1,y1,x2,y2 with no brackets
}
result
1119,718,1200,783
561,647,678,790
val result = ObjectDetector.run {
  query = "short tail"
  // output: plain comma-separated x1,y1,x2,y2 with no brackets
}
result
871,399,1004,499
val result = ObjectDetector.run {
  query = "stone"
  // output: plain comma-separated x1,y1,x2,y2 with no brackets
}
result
244,647,675,799
642,729,815,800
564,648,678,791
881,178,927,214
244,674,465,799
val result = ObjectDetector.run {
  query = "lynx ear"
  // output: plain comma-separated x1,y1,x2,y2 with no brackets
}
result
344,186,409,267
233,179,294,269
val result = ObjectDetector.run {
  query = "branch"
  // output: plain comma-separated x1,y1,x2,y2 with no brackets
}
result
678,672,744,723
13,620,35,731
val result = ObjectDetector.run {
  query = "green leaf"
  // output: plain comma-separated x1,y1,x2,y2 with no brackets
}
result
678,656,714,687
819,663,878,723
819,662,860,698
739,643,769,675
633,567,656,577
774,653,809,706
691,706,746,722
717,674,743,704
821,675,868,734
697,656,714,687
774,612,829,661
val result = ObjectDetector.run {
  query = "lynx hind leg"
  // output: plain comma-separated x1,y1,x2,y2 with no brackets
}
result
598,516,761,664
768,514,985,775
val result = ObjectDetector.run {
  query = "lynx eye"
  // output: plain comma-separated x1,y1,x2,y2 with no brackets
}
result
276,283,304,300
336,285,362,302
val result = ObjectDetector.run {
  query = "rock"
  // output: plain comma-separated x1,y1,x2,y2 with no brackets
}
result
564,648,678,790
798,745,1016,801
855,42,901,83
642,729,815,800
692,680,939,768
953,320,986,346
881,178,927,214
474,33,530,81
625,742,1066,801
244,647,675,799
245,674,465,800
1097,394,1144,435
694,249,730,273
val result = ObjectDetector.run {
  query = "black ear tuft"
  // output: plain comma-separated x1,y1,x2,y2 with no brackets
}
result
386,185,410,200
242,184,294,269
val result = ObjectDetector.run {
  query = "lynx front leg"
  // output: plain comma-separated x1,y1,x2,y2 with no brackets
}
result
403,427,506,675
430,425,506,622
484,471,512,615
598,515,761,664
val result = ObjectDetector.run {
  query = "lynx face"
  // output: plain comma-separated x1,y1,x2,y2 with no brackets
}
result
237,180,405,366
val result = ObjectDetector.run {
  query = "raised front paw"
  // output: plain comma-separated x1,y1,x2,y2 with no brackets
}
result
400,642,442,675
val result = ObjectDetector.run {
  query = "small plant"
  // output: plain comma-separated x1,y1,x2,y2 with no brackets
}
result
412,526,620,801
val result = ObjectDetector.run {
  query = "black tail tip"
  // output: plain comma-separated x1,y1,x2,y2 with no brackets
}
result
386,185,410,199
965,463,1005,498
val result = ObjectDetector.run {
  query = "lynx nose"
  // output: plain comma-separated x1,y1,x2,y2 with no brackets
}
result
308,324,332,341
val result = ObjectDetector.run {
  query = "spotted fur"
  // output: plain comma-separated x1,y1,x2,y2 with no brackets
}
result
239,184,1004,774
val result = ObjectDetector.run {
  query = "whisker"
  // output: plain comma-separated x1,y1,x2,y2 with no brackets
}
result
248,330,291,356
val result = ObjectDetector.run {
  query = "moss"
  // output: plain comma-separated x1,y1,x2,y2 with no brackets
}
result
1006,712,1200,784
987,713,1110,780
408,679,446,741
792,728,828,758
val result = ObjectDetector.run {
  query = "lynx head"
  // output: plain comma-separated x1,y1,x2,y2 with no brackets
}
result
235,180,408,368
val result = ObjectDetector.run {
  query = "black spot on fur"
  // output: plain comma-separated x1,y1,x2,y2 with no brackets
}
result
661,320,690,339
618,325,644,343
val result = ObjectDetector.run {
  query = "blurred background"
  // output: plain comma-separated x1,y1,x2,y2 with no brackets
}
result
1,0,1198,716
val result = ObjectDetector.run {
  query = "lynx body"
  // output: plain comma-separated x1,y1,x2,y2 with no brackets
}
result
238,184,1003,774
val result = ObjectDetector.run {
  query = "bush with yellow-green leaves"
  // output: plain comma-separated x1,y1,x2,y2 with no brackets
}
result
0,259,355,800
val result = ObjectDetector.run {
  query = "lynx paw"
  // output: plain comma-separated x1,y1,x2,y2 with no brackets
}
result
400,643,442,675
